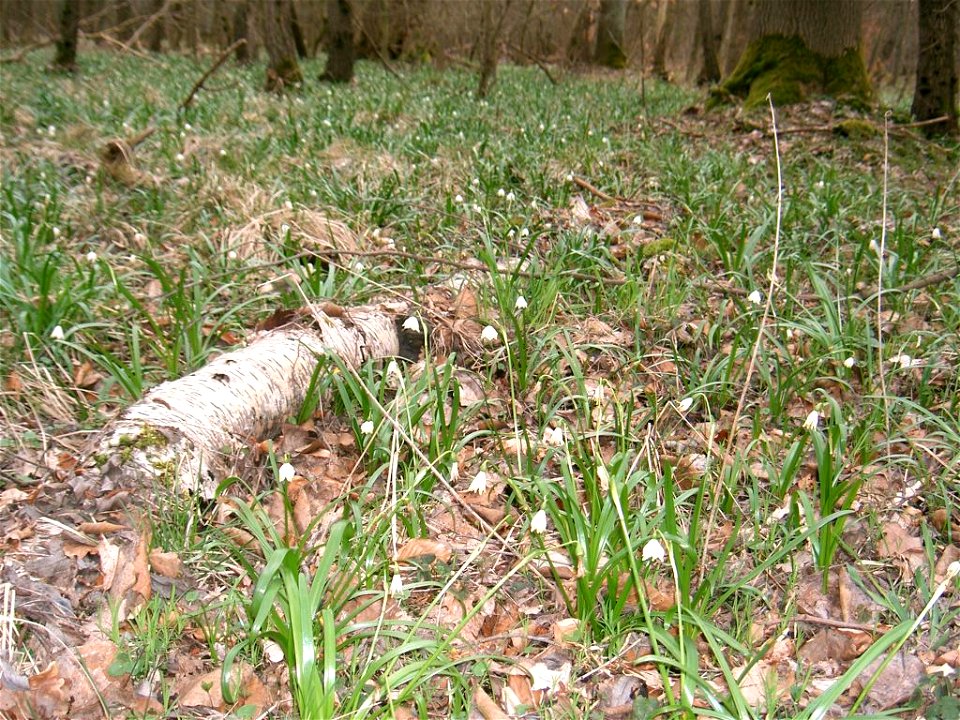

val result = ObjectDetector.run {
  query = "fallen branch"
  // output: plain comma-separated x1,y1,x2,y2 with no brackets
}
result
178,39,246,112
0,39,54,65
126,0,174,48
81,300,410,503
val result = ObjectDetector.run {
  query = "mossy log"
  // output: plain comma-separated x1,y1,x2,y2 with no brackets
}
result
710,34,872,109
79,300,412,506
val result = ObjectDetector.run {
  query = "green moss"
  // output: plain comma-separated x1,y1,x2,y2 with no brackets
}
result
834,118,877,139
642,237,678,259
711,34,872,110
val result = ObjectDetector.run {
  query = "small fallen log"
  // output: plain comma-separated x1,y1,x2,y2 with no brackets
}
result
76,299,413,507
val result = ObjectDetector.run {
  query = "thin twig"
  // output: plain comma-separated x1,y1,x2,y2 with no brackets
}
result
178,39,245,112
793,614,884,633
508,43,558,85
0,39,54,64
126,0,174,48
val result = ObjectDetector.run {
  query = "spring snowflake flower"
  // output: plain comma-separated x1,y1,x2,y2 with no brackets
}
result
843,356,856,369
219,149,227,157
50,325,65,341
931,227,942,240
642,538,666,564
360,420,375,434
677,397,694,413
747,290,763,305
278,462,296,482
803,409,821,431
514,295,528,312
468,471,488,494
506,191,515,202
386,360,402,378
891,353,920,369
389,573,404,596
480,325,499,345
227,250,238,260
566,173,574,182
85,251,97,263
449,461,459,483
544,426,565,447
590,382,606,404
497,188,506,197
402,316,421,333
52,227,61,238
519,228,530,238
454,194,464,204
175,153,185,163
530,509,548,534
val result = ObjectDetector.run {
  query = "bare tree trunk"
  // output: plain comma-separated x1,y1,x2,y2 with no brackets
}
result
595,0,627,67
262,0,303,91
320,0,355,82
718,0,750,76
478,0,508,98
233,0,251,62
567,0,596,65
289,0,307,57
697,0,721,83
652,0,673,79
912,0,958,135
145,0,165,51
114,0,133,42
53,0,80,72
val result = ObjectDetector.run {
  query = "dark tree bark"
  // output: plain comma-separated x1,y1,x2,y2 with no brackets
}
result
145,0,165,51
320,0,355,83
53,0,80,72
652,0,674,79
912,0,958,136
697,0,721,84
595,0,627,68
289,0,308,58
233,0,251,62
567,1,596,64
477,0,509,98
115,0,133,42
714,0,871,108
262,0,303,91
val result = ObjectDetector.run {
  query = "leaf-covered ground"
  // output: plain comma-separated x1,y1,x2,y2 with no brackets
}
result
1,50,959,719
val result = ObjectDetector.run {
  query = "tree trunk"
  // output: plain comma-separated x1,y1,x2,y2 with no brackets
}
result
912,0,958,136
53,0,80,72
289,0,308,57
145,0,165,51
320,0,355,83
85,301,410,500
652,0,674,79
595,0,627,68
713,0,871,108
477,0,508,98
567,0,597,65
233,0,251,62
115,0,133,42
262,0,303,91
697,0,721,84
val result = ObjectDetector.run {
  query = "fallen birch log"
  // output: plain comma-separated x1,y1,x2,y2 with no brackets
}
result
79,300,413,505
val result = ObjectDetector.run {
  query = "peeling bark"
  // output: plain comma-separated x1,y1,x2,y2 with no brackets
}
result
80,301,410,504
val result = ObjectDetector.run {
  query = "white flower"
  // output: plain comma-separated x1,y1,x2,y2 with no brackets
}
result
454,194,464,204
931,227,942,240
183,122,192,131
514,295,528,312
632,215,644,225
52,226,61,238
386,360,402,378
280,223,290,236
520,228,530,238
946,560,960,580
372,227,381,238
538,123,545,132
816,180,825,189
480,325,499,345
50,325,65,340
85,251,97,263
869,239,881,256
747,290,763,305
530,509,548,534
590,382,606,404
262,639,285,663
471,203,481,213
471,178,479,187
389,573,404,596
360,420,375,434
227,250,238,260
468,471,488,494
803,409,821,431
219,149,227,157
497,188,506,197
133,232,146,244
506,191,515,202
278,462,296,482
566,173,574,182
677,397,693,413
642,538,666,564
175,153,185,163
544,426,565,447
309,189,317,197
507,228,516,239
402,316,420,333
891,353,919,369
284,200,293,210
322,118,332,127
47,125,56,136
449,461,459,483
843,356,856,369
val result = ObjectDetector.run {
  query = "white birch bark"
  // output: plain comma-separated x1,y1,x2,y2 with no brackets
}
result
85,300,409,500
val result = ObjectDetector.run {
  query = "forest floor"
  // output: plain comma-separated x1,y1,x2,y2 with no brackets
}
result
1,49,959,720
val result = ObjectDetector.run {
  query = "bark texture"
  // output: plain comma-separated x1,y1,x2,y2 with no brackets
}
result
714,0,872,108
53,0,80,72
912,0,958,136
84,301,409,502
595,0,627,68
320,0,355,83
262,0,303,91
697,0,721,84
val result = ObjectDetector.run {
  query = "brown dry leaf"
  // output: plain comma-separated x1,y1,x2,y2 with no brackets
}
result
730,659,794,707
78,520,126,535
878,521,925,577
397,538,452,564
27,663,71,719
149,549,184,579
853,651,925,711
179,663,269,713
799,628,872,664
552,618,579,645
474,685,509,719
72,360,102,389
101,529,151,620
934,544,960,586
931,508,960,536
57,639,124,716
